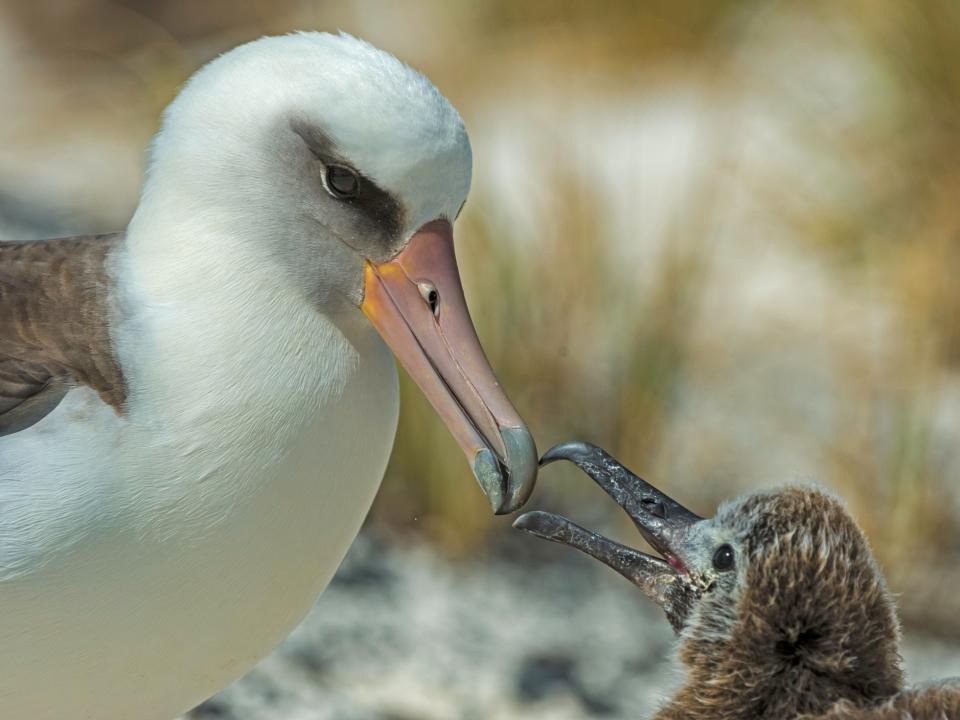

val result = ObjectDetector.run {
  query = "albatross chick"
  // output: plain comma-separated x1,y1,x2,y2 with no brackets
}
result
515,441,960,720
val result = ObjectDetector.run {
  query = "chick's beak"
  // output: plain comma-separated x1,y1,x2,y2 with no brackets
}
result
538,442,702,568
514,442,703,631
361,219,537,514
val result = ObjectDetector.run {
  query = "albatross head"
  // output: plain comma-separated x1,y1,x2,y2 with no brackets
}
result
138,32,536,514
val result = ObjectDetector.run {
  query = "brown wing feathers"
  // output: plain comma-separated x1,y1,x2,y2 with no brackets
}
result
0,234,127,435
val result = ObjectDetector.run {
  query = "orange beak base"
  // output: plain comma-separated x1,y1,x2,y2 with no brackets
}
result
360,219,537,514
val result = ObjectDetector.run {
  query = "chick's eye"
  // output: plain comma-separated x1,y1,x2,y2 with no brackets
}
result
325,165,360,198
712,544,735,572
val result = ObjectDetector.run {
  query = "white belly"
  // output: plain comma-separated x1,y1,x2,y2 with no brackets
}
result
0,317,399,720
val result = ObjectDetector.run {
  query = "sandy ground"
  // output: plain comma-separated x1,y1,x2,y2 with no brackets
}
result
184,530,960,720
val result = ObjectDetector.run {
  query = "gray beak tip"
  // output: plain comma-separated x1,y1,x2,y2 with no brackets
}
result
472,448,506,513
512,510,566,540
512,510,542,531
497,426,539,514
539,440,600,467
475,428,540,516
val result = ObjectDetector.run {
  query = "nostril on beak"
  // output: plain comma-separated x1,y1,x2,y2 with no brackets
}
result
641,497,667,519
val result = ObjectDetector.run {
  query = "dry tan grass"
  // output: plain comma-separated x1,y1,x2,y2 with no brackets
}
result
2,0,958,632
372,1,960,635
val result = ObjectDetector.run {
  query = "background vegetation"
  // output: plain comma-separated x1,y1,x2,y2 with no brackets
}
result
1,0,958,639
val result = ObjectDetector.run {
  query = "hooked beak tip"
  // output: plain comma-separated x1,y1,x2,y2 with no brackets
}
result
472,448,506,513
511,511,537,532
499,426,538,513
512,510,562,538
472,427,539,515
539,440,600,468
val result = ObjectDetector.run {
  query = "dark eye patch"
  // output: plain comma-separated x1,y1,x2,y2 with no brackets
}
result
290,118,405,246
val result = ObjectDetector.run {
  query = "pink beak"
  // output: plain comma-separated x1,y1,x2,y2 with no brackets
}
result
361,219,537,514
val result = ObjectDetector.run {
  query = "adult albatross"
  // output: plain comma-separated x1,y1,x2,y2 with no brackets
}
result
0,33,537,720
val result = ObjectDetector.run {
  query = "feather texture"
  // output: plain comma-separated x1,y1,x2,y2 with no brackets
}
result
0,234,126,435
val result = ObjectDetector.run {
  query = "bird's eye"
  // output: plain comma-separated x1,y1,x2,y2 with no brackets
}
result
418,282,440,317
712,544,735,572
324,165,360,199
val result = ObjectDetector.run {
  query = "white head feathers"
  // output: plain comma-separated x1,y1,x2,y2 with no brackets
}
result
143,32,471,239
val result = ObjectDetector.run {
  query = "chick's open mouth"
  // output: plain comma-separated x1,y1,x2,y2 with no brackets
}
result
513,441,704,632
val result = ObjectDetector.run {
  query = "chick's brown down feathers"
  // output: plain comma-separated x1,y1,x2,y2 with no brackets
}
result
518,445,960,720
